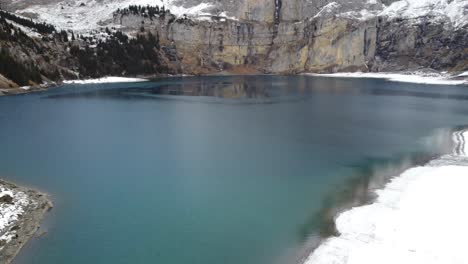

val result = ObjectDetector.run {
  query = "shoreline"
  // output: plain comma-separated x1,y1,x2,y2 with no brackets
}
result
305,71,468,86
293,150,441,264
0,179,53,264
1,70,467,97
303,128,468,264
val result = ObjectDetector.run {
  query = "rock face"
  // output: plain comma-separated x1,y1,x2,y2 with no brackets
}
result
111,2,466,75
372,18,468,72
0,0,467,87
116,14,365,74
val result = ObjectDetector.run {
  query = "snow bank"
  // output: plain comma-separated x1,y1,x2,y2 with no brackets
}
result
19,0,215,32
63,76,148,84
0,186,30,250
307,72,468,85
304,130,468,264
458,71,468,77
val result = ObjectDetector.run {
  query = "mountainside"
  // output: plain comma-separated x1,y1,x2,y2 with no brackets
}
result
0,0,467,89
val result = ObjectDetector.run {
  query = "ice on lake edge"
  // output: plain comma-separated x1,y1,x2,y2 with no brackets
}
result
304,130,468,264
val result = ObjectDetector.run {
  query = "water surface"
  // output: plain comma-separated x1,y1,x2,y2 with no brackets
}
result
1,75,468,264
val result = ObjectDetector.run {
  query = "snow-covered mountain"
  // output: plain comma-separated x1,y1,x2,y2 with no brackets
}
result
6,0,467,32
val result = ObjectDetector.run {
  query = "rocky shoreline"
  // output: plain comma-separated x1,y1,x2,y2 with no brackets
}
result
0,86,50,96
0,179,53,264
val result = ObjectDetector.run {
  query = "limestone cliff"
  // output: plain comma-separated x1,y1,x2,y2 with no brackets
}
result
111,1,467,75
0,0,467,88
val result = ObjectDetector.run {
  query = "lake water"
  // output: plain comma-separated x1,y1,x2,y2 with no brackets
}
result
1,75,468,264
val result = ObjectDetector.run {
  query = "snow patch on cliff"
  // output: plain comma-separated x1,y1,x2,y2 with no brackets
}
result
380,0,468,28
313,2,341,18
312,0,467,28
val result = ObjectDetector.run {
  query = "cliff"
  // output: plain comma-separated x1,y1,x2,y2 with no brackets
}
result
0,0,467,88
112,0,467,75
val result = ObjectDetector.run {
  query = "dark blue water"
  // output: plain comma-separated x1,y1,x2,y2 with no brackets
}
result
1,75,468,264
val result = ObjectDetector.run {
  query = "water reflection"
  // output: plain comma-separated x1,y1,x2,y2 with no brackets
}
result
148,78,269,99
44,76,271,100
42,75,468,103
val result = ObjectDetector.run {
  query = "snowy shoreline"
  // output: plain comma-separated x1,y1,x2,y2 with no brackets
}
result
2,71,467,97
306,72,468,85
65,71,468,86
63,76,149,84
0,180,52,263
304,129,468,264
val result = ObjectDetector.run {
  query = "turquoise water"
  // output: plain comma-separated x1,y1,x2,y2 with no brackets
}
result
1,75,468,264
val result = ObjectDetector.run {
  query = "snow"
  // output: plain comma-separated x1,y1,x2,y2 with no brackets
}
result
217,11,238,21
341,9,380,21
314,0,381,21
18,0,215,32
14,0,466,32
63,76,148,84
0,186,30,250
304,130,468,264
379,0,468,28
307,72,468,85
458,71,468,77
311,0,468,28
313,2,340,19
4,19,42,38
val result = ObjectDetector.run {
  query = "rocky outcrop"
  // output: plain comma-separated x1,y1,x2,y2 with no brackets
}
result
0,74,18,89
372,18,468,72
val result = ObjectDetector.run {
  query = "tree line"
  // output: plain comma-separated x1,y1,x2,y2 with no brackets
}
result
0,9,56,34
0,48,42,86
71,30,167,77
115,5,172,19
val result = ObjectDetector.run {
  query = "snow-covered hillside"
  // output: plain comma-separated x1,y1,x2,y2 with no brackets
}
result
18,0,215,32
314,0,468,27
15,0,468,33
380,0,468,28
